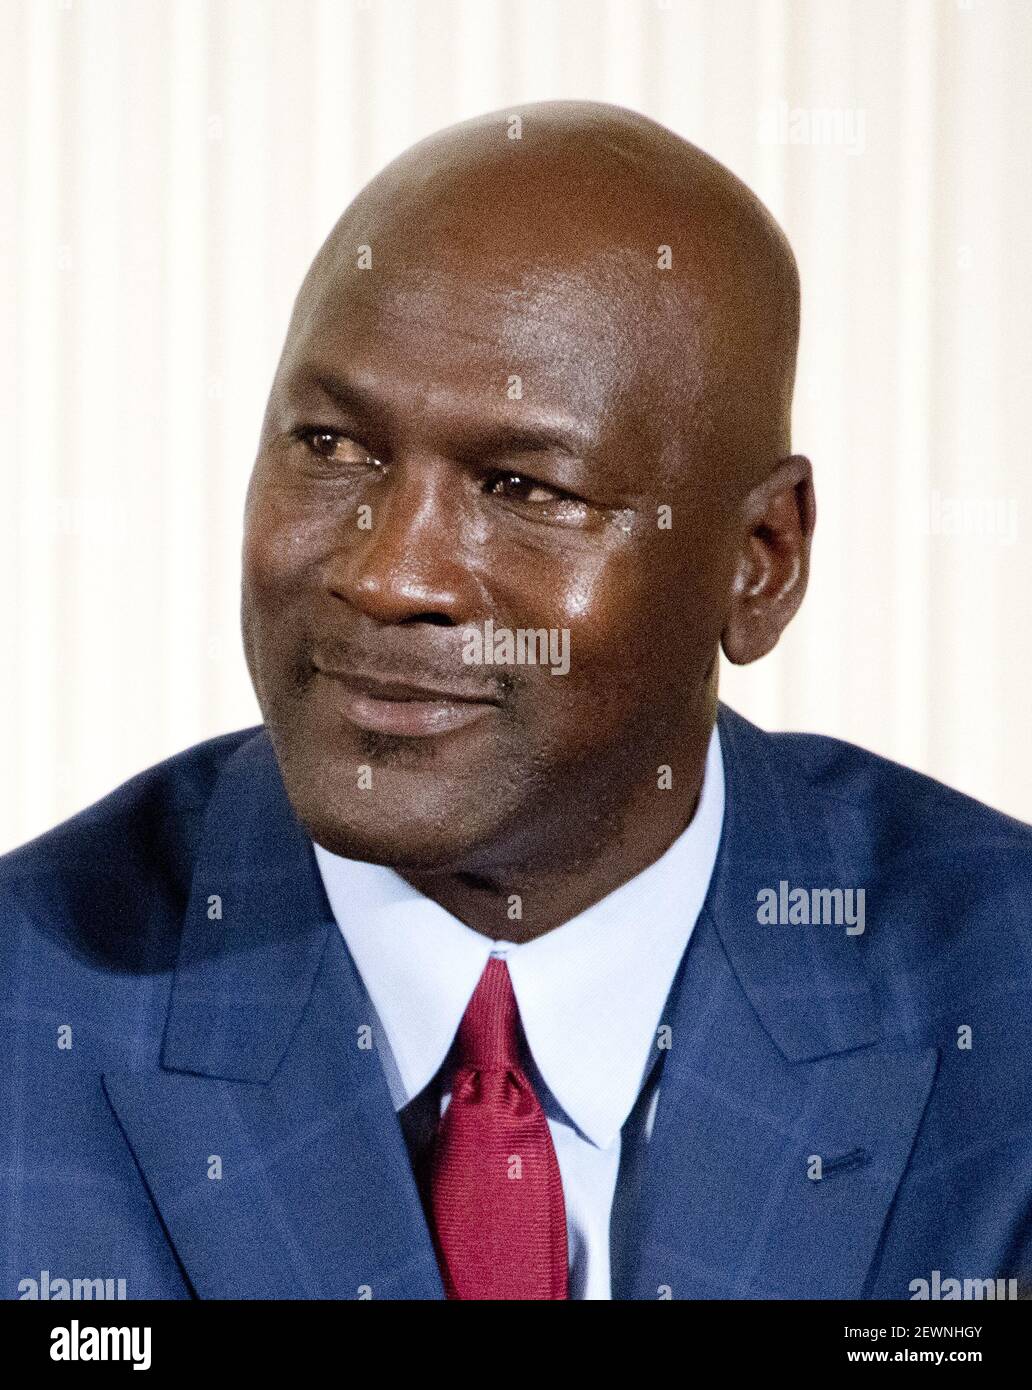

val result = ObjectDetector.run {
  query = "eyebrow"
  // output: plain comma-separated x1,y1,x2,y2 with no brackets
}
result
288,366,593,461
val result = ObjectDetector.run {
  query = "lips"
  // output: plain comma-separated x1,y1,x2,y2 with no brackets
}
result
313,666,501,738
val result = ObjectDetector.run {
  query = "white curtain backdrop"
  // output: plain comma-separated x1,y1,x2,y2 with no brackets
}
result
2,0,1030,850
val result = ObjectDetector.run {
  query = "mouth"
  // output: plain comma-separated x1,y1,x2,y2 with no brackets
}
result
312,666,501,738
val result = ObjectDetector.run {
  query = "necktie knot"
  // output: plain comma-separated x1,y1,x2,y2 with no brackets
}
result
457,956,519,1070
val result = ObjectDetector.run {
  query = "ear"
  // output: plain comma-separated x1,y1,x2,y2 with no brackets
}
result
721,454,815,665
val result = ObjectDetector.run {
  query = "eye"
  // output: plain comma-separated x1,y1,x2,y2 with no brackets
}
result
483,469,595,529
294,428,383,470
484,471,566,504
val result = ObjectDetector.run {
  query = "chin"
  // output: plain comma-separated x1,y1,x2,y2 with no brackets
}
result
285,767,487,871
303,811,485,874
271,724,519,873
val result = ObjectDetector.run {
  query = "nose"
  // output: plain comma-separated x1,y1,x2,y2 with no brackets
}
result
324,461,482,626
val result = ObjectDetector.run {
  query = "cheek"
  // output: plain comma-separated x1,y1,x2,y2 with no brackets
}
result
520,544,672,674
243,475,333,593
491,530,633,637
495,551,657,736
510,537,720,739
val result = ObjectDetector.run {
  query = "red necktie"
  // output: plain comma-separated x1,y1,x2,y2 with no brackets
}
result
425,956,569,1300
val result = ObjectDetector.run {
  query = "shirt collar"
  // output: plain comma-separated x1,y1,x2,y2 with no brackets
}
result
314,723,725,1149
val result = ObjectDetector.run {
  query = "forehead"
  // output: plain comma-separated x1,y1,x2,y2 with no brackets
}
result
280,254,652,444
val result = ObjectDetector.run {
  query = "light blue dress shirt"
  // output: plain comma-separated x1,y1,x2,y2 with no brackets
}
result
314,723,725,1299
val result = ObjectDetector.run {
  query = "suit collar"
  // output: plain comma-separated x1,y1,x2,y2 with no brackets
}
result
161,727,334,1082
710,703,882,1061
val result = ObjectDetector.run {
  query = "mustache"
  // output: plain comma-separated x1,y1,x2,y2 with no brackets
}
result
300,636,521,702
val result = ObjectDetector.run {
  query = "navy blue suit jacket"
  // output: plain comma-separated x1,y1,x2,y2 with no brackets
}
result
3,704,1032,1299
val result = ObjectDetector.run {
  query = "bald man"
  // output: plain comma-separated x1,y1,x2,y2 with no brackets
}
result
3,102,1032,1303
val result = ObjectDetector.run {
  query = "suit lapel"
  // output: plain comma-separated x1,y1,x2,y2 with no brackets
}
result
103,730,443,1300
622,705,939,1300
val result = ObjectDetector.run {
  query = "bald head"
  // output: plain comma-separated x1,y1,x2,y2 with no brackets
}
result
282,100,800,493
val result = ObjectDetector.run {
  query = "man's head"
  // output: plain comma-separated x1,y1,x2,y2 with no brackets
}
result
241,100,814,877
